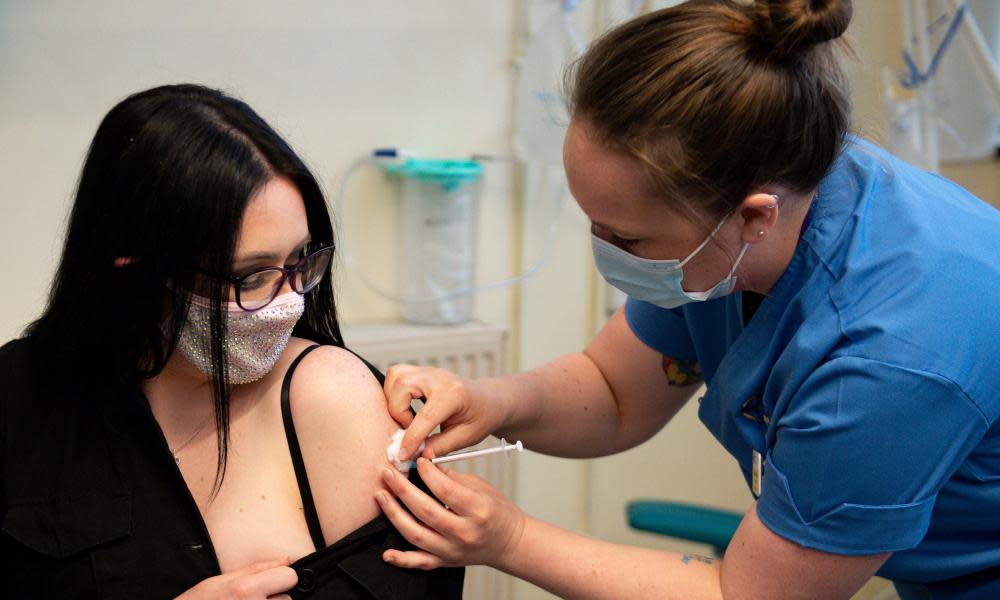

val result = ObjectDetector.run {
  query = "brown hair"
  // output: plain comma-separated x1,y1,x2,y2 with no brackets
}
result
567,0,853,227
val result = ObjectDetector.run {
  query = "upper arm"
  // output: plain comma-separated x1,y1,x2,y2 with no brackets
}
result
584,306,701,449
721,503,890,600
288,345,398,542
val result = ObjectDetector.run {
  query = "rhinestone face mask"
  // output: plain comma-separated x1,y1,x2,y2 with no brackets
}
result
177,291,305,384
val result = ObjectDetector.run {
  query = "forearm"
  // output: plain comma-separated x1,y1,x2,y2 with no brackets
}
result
493,515,724,600
481,352,629,457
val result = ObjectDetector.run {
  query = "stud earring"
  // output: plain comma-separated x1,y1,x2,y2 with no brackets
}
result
757,230,765,237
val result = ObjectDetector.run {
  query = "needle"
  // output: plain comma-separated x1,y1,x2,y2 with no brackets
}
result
430,439,524,465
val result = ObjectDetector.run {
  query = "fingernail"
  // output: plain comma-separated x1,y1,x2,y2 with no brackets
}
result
383,551,395,563
416,457,427,466
397,449,409,461
375,491,386,504
382,468,395,483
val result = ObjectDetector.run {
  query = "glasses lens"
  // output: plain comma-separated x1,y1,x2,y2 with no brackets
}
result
294,247,332,294
237,268,284,311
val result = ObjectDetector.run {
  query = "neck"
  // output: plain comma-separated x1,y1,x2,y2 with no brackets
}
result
143,350,218,432
738,188,816,295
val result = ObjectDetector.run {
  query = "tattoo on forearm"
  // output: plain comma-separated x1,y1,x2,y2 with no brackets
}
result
680,554,717,565
662,356,703,386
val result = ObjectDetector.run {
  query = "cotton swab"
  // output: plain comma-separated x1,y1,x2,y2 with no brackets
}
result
430,438,524,465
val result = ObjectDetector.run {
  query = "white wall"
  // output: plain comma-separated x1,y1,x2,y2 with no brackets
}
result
0,0,518,342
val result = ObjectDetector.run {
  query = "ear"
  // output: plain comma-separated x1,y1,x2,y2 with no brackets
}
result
737,193,780,244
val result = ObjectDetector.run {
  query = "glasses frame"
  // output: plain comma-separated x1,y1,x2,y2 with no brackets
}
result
192,244,333,312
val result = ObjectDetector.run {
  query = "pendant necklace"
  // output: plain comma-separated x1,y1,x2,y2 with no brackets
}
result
170,418,210,464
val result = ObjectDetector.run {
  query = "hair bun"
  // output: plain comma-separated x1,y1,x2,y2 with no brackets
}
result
754,0,853,61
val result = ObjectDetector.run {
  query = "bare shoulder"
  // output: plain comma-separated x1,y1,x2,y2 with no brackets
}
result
284,339,397,445
280,338,397,542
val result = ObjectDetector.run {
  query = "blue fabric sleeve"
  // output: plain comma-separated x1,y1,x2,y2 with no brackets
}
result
756,356,989,555
623,298,697,360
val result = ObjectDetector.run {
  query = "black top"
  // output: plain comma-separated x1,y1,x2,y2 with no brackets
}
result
0,337,463,599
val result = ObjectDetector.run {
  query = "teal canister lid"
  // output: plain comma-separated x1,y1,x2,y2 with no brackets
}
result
384,158,484,191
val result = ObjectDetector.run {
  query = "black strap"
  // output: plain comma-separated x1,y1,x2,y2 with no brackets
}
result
280,344,326,551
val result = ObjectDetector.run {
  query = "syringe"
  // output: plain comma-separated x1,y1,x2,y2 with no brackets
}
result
387,429,523,471
431,439,524,465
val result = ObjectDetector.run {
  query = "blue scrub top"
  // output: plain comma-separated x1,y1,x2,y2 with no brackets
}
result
625,139,1000,592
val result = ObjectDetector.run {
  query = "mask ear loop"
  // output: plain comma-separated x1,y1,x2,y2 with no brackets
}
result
727,242,751,278
677,215,731,268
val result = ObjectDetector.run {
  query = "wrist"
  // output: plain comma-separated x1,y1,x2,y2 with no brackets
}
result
489,511,534,573
469,375,520,435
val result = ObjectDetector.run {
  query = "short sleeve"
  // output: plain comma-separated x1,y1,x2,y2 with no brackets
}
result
756,356,989,555
623,298,697,360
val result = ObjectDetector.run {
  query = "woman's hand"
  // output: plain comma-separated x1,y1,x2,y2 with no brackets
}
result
383,365,508,462
174,558,297,599
375,457,526,570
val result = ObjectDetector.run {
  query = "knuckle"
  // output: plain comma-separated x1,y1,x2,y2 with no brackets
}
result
457,527,482,547
414,502,438,525
430,477,454,502
231,580,255,598
409,530,427,548
470,504,490,527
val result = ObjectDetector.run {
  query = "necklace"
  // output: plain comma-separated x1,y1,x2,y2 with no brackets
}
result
170,418,211,464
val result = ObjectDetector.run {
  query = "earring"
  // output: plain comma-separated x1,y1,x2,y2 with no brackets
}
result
757,230,765,237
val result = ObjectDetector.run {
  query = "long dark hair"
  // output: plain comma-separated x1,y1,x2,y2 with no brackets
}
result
27,83,342,492
567,0,853,231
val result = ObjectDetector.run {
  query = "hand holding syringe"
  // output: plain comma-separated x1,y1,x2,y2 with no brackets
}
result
387,428,523,471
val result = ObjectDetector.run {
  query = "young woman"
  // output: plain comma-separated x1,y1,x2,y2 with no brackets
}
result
375,1,1000,598
0,84,462,599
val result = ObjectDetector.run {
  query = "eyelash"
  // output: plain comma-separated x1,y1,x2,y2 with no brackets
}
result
592,224,639,251
234,244,311,278
610,234,639,251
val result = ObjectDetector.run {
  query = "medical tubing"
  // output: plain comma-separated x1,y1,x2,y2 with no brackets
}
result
332,151,561,305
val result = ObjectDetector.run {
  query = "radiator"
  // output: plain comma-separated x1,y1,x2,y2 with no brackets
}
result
343,321,514,600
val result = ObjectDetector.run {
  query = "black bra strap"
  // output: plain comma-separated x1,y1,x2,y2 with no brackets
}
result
280,344,326,551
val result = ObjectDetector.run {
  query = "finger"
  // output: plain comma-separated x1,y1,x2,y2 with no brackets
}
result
383,548,445,571
381,467,465,532
267,595,293,600
248,566,298,596
439,467,496,494
385,381,426,429
414,458,485,517
400,395,468,460
242,557,291,574
398,409,440,461
384,363,418,391
420,423,482,460
375,488,451,556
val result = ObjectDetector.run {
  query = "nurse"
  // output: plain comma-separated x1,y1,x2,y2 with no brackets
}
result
375,0,1000,598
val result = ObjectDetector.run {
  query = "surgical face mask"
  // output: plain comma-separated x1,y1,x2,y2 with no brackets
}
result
177,291,305,384
592,216,749,310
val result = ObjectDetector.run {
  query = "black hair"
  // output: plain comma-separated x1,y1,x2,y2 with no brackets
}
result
27,83,343,493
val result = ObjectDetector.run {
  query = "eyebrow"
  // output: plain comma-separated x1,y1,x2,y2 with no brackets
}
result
233,234,312,268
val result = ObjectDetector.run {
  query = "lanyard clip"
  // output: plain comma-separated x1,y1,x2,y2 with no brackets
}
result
752,449,765,498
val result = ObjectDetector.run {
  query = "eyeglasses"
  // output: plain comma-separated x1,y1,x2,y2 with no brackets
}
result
194,244,333,312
